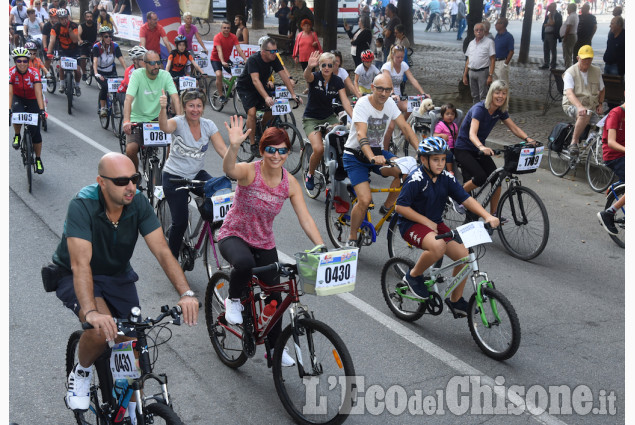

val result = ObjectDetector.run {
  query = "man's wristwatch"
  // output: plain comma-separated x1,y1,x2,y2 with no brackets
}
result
180,290,195,298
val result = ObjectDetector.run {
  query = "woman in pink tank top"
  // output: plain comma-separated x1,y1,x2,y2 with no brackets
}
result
218,119,324,363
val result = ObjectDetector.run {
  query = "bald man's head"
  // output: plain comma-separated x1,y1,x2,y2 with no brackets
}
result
98,152,136,177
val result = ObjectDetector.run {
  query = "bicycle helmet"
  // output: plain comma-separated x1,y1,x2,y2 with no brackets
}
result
12,47,30,59
417,136,449,156
56,8,68,18
129,45,147,59
174,35,187,46
360,49,375,62
98,26,113,34
24,41,38,50
48,8,57,16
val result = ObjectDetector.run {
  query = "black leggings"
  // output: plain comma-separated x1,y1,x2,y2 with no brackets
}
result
219,236,282,344
96,71,118,101
453,148,497,187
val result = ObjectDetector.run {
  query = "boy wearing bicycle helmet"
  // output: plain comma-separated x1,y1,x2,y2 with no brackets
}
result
166,34,205,78
395,137,499,317
354,50,379,95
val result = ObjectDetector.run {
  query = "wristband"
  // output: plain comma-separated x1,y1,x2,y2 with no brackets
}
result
523,137,529,142
84,309,98,319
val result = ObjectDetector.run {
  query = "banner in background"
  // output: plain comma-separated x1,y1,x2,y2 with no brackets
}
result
192,41,260,75
136,0,182,56
113,14,145,41
179,0,210,20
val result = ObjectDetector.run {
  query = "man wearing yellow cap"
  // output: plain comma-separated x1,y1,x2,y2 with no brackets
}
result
562,45,605,156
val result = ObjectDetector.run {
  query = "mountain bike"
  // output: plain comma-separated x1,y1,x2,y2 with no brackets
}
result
235,100,304,175
207,60,244,114
45,53,58,93
130,122,169,207
443,143,549,261
97,75,122,132
156,177,232,277
381,223,521,360
58,55,82,115
205,257,356,425
548,112,616,192
12,112,40,193
602,181,625,248
302,123,349,200
66,305,187,425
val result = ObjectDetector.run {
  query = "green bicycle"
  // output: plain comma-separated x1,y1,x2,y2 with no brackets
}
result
380,223,521,361
207,60,245,114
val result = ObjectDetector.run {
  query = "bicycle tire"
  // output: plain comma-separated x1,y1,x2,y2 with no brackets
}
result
138,402,184,425
605,184,625,248
111,96,123,138
146,157,159,207
441,197,468,230
205,271,248,368
380,257,427,321
65,71,73,114
99,103,110,130
66,330,106,425
386,214,421,265
275,121,304,175
467,287,521,360
497,185,549,261
233,86,247,117
156,198,172,240
281,109,297,127
272,318,356,425
47,70,56,93
208,76,227,112
413,13,419,23
585,137,615,192
236,118,255,163
118,120,126,154
302,144,325,199
24,130,34,193
86,67,93,86
547,147,571,177
197,17,211,36
325,197,350,249
203,222,230,280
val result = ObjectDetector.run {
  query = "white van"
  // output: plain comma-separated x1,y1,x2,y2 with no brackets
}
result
304,0,359,27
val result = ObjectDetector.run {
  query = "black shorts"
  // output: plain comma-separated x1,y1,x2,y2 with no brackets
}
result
59,48,80,60
12,95,42,144
454,148,497,187
80,42,94,58
237,88,266,113
211,60,223,72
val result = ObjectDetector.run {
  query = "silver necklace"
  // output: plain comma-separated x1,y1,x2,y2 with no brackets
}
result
105,210,119,229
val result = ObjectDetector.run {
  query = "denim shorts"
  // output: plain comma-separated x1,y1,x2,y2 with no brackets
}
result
342,150,396,187
56,269,140,319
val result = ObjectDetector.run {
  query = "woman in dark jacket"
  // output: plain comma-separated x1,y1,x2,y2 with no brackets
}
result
343,15,372,66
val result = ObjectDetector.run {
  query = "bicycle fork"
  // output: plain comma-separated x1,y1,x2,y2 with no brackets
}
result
472,273,500,327
504,183,529,226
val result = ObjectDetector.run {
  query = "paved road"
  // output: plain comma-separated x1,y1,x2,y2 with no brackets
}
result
8,67,624,424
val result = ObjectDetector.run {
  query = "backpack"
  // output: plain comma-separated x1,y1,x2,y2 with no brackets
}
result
548,122,573,153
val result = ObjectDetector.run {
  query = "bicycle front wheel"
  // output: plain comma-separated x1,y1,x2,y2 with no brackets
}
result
208,77,226,112
47,70,56,93
548,148,571,177
467,287,521,361
66,330,105,425
111,96,123,138
138,402,184,425
24,131,34,193
381,257,427,321
205,271,248,368
605,184,625,248
387,214,420,265
65,72,73,114
497,186,549,261
99,104,110,129
325,197,350,249
232,86,247,117
585,137,615,192
273,318,356,425
441,197,467,229
156,198,172,240
203,222,230,280
197,18,211,36
303,143,324,199
276,121,304,175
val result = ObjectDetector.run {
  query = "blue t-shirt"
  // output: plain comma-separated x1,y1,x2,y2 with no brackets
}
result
396,166,470,235
454,101,510,152
303,72,345,120
494,31,514,59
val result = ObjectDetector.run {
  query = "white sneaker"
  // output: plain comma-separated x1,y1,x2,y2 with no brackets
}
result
280,347,296,367
224,298,243,325
99,107,108,117
59,82,66,93
66,364,92,410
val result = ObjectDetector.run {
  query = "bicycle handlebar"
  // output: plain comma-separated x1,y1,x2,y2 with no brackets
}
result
252,262,298,278
82,305,184,333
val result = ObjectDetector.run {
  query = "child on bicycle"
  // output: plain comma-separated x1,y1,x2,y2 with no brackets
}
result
395,136,499,317
597,103,625,235
354,50,380,95
433,103,458,175
25,41,49,75
166,34,206,79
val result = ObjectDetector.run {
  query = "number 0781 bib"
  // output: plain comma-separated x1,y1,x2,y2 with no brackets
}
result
142,123,171,146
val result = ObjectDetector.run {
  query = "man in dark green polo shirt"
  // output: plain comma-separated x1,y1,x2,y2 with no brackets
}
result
53,152,199,412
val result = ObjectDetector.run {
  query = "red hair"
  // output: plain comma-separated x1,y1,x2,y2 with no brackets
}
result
259,127,291,154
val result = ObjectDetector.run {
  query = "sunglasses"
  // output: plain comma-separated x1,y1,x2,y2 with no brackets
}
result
100,173,141,186
321,63,333,68
263,146,289,155
15,58,29,63
145,60,162,66
102,34,112,38
267,49,279,54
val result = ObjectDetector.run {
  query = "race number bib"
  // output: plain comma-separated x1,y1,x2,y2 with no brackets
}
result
407,96,421,113
142,123,171,146
315,248,358,294
11,112,38,125
196,56,209,69
60,57,77,70
107,78,122,92
41,77,47,91
231,64,244,76
516,145,544,172
271,99,290,116
179,76,196,90
16,25,24,32
456,222,492,249
275,85,290,99
211,192,235,222
110,341,141,380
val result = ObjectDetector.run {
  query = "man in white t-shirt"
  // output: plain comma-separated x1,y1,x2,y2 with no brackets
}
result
342,73,419,247
560,3,579,69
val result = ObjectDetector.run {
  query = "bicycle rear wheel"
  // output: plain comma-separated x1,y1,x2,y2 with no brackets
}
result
386,214,420,265
548,148,571,177
325,197,350,249
497,185,549,261
205,271,248,368
236,119,255,163
302,144,326,199
208,77,227,112
605,184,625,248
276,121,304,175
233,87,247,117
467,287,521,361
272,318,356,425
197,17,211,36
203,222,230,280
380,257,427,321
65,72,74,114
585,137,615,192
441,197,467,229
138,402,184,425
66,330,106,425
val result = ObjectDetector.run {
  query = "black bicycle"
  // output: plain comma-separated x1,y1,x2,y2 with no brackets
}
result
130,122,168,207
66,305,187,424
12,111,40,193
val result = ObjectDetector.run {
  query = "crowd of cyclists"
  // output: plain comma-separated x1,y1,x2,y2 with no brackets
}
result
8,8,625,422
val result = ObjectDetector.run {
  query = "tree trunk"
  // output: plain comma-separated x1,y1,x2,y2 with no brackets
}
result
463,0,483,52
252,0,264,29
208,0,215,23
501,0,508,21
517,0,534,63
397,0,413,43
313,0,325,37
322,0,338,51
228,0,246,33
79,0,88,20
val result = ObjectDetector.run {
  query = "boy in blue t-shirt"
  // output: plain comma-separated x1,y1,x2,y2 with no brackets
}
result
395,137,500,317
